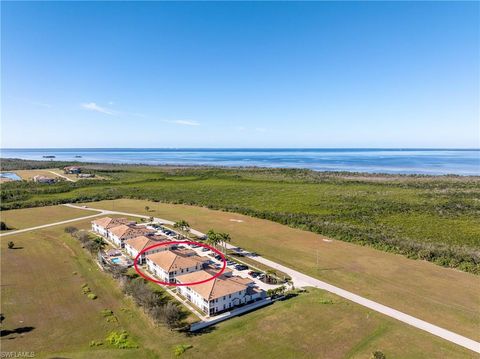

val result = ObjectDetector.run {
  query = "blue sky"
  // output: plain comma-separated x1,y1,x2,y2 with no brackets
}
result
2,1,479,148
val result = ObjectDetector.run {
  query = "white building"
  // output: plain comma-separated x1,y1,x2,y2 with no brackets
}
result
176,269,265,316
124,235,173,264
91,217,135,237
107,224,156,248
33,175,56,184
146,249,208,283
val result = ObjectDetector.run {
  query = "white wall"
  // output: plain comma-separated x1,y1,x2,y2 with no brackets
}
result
178,283,265,316
146,259,203,282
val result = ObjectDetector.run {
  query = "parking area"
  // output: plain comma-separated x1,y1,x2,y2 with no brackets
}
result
178,243,282,291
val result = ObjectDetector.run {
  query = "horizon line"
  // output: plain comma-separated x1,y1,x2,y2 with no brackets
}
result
1,147,479,151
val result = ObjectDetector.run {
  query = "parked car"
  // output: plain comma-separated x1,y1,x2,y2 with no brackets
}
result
235,264,248,271
201,247,210,252
227,261,236,266
214,255,223,261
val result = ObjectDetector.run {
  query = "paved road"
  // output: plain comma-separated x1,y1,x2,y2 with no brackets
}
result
8,203,479,353
0,211,105,237
47,170,76,182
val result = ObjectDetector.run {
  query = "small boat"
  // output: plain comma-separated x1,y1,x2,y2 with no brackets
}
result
42,155,56,158
75,155,82,158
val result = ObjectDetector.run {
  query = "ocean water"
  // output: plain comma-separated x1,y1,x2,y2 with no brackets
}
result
1,148,479,175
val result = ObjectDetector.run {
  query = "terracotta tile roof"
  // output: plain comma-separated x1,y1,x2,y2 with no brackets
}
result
92,217,134,229
176,271,250,300
109,224,155,239
124,235,171,252
227,276,254,286
147,250,208,272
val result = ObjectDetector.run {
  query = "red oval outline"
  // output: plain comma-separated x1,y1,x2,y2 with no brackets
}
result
133,240,226,286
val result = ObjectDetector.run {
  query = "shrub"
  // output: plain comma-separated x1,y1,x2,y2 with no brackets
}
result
1,221,10,231
89,340,103,347
105,330,138,349
371,351,386,359
162,302,182,329
74,230,91,244
64,226,78,234
173,344,192,357
87,293,98,300
82,286,91,294
101,309,117,322
7,241,14,249
100,309,114,317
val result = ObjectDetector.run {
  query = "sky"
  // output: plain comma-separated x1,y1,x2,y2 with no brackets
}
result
1,1,479,148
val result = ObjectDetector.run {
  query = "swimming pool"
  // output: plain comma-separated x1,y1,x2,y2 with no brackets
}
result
111,257,121,264
0,172,21,181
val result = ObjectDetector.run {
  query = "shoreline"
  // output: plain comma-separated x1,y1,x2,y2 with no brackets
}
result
1,157,479,178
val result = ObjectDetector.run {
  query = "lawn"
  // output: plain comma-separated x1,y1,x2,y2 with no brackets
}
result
0,205,98,230
2,164,479,274
1,219,474,358
81,199,480,341
11,168,105,181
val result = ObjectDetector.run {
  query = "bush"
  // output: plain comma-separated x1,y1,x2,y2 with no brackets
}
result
105,330,138,349
87,293,97,300
7,241,14,249
162,302,182,329
64,226,78,234
100,309,114,317
89,340,103,347
1,221,11,231
173,344,192,357
371,351,386,359
100,309,117,322
74,230,91,244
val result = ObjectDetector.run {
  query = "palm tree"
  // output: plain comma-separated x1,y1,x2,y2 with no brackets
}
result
218,232,231,254
206,229,220,250
285,277,294,290
173,220,190,239
265,269,277,284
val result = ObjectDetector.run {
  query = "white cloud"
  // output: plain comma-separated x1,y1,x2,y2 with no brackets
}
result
162,119,200,126
81,102,114,115
255,127,267,133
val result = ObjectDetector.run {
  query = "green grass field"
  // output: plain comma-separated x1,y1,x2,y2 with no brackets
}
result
0,205,97,230
80,199,480,341
2,163,479,273
0,217,475,358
